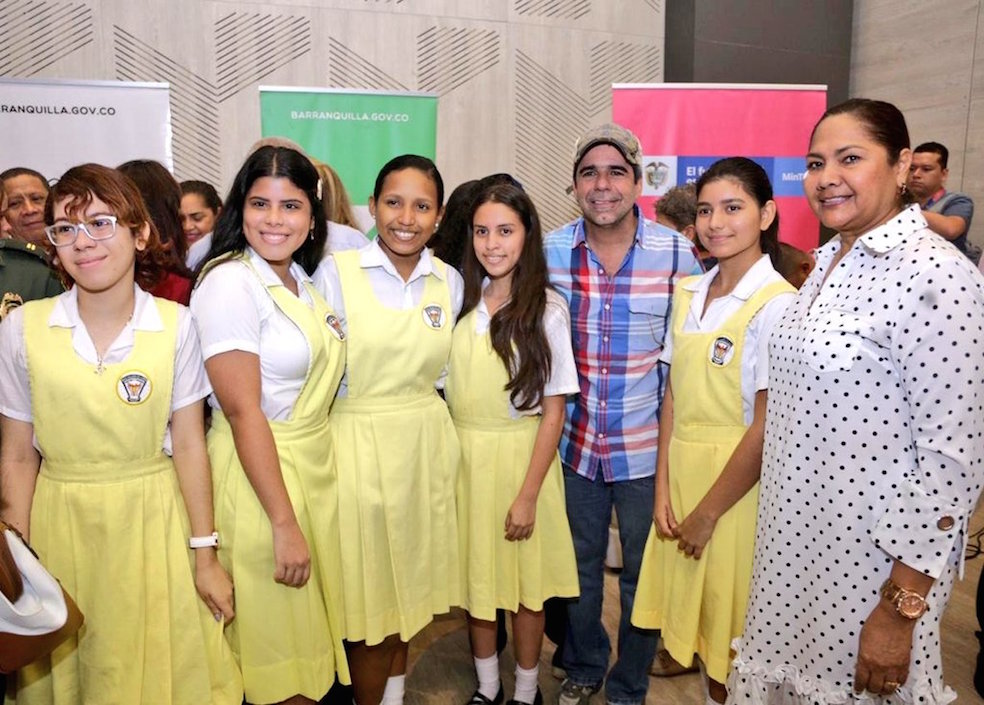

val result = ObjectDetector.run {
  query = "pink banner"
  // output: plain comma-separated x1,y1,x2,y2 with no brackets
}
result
612,84,827,251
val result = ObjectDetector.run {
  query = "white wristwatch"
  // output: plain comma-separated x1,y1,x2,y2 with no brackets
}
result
188,531,220,549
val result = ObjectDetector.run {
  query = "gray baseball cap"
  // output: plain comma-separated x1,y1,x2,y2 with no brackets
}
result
572,123,643,178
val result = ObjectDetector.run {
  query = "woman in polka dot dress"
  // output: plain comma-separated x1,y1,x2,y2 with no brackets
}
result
728,99,984,704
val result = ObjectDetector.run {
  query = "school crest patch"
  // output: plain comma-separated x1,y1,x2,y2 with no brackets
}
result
709,336,735,366
0,292,24,321
422,304,446,330
117,371,152,405
325,313,346,341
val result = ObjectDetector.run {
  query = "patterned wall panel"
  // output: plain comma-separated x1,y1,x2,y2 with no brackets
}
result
214,12,311,101
514,49,588,228
2,0,665,227
514,0,591,21
511,38,662,229
588,41,660,115
327,37,408,91
416,26,500,95
113,26,222,185
0,0,93,76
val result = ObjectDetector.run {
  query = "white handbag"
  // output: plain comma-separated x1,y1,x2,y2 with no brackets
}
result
0,521,83,673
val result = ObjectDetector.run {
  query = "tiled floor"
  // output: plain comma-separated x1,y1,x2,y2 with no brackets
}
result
403,512,984,705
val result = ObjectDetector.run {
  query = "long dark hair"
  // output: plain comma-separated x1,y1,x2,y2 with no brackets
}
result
200,146,327,277
461,182,551,411
695,157,780,266
117,159,191,277
430,179,480,271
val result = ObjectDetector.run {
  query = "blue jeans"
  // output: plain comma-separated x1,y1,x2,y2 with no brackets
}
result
562,470,659,705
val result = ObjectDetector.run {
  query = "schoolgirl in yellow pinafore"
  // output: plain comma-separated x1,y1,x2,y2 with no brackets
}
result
11,294,241,705
631,276,793,683
329,248,461,646
445,300,579,619
202,256,350,702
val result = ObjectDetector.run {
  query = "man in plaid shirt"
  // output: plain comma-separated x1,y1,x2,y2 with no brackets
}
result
544,124,701,705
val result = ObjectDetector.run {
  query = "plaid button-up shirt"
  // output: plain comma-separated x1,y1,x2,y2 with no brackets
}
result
544,207,702,482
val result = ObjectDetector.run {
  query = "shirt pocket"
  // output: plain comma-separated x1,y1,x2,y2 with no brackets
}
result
626,296,668,354
802,309,871,373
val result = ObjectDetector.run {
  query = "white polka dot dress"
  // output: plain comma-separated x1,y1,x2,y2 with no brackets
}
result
727,206,984,704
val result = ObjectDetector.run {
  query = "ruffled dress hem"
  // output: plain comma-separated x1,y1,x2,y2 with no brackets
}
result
727,639,958,705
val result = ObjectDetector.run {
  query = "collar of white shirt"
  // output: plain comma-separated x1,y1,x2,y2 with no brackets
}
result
246,246,314,287
48,284,164,332
854,204,927,255
358,238,446,283
682,253,777,302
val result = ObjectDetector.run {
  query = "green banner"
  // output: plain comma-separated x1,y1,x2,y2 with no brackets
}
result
259,87,438,208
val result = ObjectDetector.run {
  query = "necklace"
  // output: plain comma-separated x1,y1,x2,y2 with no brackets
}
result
93,308,135,375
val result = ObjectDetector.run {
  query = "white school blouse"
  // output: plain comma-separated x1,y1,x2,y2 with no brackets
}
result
312,239,464,396
0,284,209,452
660,254,794,425
465,282,579,418
191,247,321,421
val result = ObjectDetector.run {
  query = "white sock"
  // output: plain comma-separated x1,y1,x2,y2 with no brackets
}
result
381,675,405,705
513,663,539,704
474,654,500,700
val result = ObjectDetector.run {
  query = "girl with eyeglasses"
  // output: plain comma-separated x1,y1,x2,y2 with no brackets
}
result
0,163,241,705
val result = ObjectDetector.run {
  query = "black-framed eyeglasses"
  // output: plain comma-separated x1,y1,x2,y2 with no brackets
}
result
44,215,118,247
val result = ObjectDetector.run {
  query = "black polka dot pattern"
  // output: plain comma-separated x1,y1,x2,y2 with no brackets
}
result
727,206,984,704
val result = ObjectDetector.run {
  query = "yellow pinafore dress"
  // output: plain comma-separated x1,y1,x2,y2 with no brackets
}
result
12,296,242,705
445,307,579,620
205,259,350,703
631,278,792,683
329,250,461,646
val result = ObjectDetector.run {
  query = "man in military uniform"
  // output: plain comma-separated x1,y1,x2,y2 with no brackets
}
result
0,186,63,320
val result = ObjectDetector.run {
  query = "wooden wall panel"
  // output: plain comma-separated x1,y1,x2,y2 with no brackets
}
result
1,0,664,231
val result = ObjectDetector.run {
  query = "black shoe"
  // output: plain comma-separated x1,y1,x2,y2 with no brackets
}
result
506,688,542,705
466,683,504,705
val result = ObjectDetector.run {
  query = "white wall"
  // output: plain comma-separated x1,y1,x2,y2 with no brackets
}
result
0,0,665,230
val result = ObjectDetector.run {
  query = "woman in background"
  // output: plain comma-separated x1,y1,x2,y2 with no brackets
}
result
180,179,222,271
118,159,193,304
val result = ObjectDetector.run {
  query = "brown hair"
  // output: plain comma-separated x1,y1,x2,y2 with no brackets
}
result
655,183,697,230
44,163,169,290
461,182,551,411
312,160,360,230
117,160,191,276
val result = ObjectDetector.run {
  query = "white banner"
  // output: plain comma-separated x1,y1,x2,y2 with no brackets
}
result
0,78,173,183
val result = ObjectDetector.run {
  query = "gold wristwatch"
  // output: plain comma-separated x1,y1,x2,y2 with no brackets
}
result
880,578,929,619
